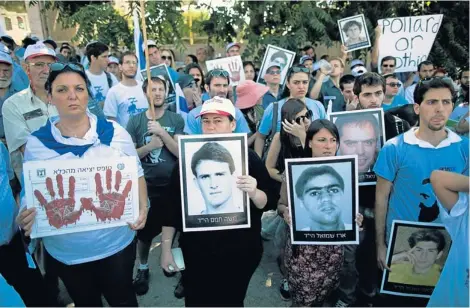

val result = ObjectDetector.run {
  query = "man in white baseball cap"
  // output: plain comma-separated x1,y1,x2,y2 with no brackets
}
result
2,42,58,178
107,56,121,81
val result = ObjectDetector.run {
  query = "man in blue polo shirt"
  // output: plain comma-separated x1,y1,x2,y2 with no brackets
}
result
261,62,282,109
185,69,250,135
254,65,326,157
374,78,468,305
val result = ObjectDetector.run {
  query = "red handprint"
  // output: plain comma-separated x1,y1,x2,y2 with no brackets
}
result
228,61,241,82
34,174,85,229
80,169,132,222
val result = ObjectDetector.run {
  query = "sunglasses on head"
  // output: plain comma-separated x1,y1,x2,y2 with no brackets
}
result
161,55,172,61
49,62,84,72
295,109,313,124
208,69,230,78
288,66,310,76
386,82,401,88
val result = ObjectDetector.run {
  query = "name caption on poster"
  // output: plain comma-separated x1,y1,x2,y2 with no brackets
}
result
197,216,238,224
304,232,347,239
392,284,433,294
53,166,112,175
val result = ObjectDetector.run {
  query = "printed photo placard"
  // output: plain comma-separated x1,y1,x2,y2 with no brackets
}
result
257,44,296,86
338,14,371,52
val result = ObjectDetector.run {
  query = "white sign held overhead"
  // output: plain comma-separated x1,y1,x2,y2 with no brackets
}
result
378,14,443,73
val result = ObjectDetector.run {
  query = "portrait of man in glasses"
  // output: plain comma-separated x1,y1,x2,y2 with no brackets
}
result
294,164,352,232
258,45,295,85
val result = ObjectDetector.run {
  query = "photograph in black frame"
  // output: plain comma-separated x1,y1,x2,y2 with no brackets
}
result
286,155,359,245
337,14,371,52
380,220,452,298
178,133,250,232
256,44,296,86
329,108,386,186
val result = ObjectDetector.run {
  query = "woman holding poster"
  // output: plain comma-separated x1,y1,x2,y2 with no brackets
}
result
277,119,363,307
17,63,148,307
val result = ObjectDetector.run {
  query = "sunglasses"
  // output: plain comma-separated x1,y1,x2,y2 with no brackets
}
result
386,82,401,88
161,56,172,61
295,109,313,124
49,62,84,72
382,64,395,68
289,66,310,74
208,69,230,78
266,68,281,75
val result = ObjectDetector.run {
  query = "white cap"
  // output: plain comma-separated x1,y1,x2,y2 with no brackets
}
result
24,42,57,61
108,56,119,65
0,52,12,65
197,96,236,118
147,40,157,47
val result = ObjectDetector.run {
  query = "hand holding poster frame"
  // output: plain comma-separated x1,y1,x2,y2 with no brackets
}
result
257,44,296,86
23,157,139,239
377,14,443,73
285,155,359,245
205,56,245,86
338,14,371,52
329,108,386,186
178,133,250,232
380,220,452,298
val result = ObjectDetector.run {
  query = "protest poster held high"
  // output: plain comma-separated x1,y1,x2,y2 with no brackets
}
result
378,14,443,73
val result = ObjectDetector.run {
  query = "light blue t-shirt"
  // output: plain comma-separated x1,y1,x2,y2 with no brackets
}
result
0,142,17,246
185,104,251,135
428,192,469,307
0,274,25,307
258,97,326,136
374,128,469,240
382,95,409,111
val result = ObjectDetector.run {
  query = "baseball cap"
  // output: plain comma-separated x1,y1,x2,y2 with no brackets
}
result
225,42,241,53
43,39,57,50
299,55,313,65
265,62,281,71
350,59,364,69
0,42,11,54
147,40,157,47
0,52,13,65
0,35,14,44
197,96,236,118
351,65,368,77
177,74,196,89
236,80,269,110
108,56,119,65
24,42,57,61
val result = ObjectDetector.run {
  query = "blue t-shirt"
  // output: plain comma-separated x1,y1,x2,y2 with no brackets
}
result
428,192,469,307
0,142,17,246
262,91,282,109
382,95,409,111
373,128,469,240
0,274,25,307
258,97,326,136
185,104,251,135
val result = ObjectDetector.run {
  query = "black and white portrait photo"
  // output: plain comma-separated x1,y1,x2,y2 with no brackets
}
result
140,64,176,104
338,14,371,52
178,134,250,232
329,108,385,186
286,156,359,245
381,221,452,298
257,44,296,86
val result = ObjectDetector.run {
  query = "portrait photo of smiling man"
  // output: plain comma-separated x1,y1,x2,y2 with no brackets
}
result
338,14,371,52
286,156,359,245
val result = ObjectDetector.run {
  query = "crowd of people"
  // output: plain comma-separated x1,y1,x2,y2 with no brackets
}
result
0,22,468,308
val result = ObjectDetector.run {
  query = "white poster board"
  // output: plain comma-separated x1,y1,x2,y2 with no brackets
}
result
205,55,245,86
378,14,443,73
23,157,139,238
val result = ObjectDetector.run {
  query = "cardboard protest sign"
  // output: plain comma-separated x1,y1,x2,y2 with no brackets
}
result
205,56,245,86
378,14,443,73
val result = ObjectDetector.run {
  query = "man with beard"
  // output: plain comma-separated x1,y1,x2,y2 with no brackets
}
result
104,51,148,128
295,165,351,231
374,78,468,306
126,74,184,295
0,52,23,144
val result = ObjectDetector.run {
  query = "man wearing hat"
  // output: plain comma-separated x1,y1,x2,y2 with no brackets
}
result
0,42,29,90
261,62,283,109
309,57,346,112
0,51,24,144
226,42,241,57
107,56,121,81
161,96,276,307
2,42,58,179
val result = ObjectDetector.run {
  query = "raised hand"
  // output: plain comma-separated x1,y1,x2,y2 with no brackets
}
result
228,61,241,82
80,169,132,222
33,174,84,229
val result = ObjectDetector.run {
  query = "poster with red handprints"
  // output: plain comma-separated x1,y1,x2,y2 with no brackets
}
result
205,56,245,86
23,157,139,239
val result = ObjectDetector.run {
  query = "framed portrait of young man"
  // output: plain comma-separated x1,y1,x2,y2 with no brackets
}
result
329,108,386,186
178,133,250,232
257,44,296,86
337,14,371,52
380,221,452,298
286,155,359,245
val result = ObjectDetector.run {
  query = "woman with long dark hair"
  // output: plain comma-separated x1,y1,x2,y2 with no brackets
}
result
185,62,206,98
243,61,257,81
277,119,363,307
